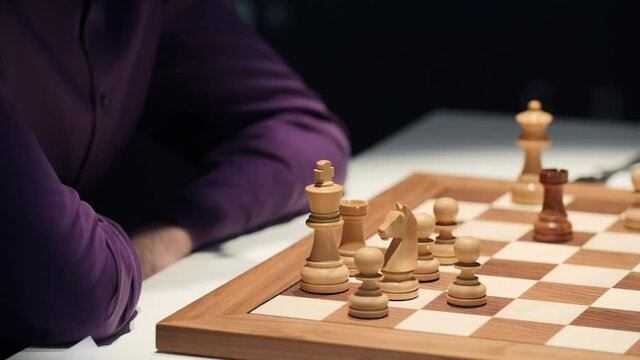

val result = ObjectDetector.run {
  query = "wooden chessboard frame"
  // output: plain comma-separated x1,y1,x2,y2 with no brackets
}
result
156,173,635,359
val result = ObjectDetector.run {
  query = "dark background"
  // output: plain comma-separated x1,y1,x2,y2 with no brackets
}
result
238,1,640,154
90,1,640,233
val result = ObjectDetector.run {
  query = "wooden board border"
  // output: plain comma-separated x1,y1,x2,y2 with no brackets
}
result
157,173,635,359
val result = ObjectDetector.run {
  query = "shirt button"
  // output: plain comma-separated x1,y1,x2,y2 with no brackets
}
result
100,93,109,109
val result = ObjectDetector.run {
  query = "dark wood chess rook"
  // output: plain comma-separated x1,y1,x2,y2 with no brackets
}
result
534,169,573,243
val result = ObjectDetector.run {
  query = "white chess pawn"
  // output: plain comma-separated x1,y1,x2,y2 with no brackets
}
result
447,236,487,308
349,247,389,319
414,212,440,282
624,168,640,230
432,197,459,265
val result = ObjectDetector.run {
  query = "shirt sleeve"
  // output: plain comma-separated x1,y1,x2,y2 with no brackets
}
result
0,99,141,345
144,0,351,248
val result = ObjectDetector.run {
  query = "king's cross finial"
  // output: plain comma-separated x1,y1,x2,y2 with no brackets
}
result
313,160,335,187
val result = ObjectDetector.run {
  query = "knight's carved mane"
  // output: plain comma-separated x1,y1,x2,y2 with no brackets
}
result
382,211,403,266
400,205,417,243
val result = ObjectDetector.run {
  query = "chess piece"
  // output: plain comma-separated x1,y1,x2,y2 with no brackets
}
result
377,203,419,301
511,100,553,204
534,169,573,242
431,197,459,265
414,212,440,282
349,247,389,319
624,167,640,230
447,236,487,307
300,160,350,294
339,199,369,275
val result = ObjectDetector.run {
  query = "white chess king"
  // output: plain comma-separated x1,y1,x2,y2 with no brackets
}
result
300,160,350,294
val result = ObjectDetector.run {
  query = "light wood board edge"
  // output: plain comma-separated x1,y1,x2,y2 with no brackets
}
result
158,314,631,360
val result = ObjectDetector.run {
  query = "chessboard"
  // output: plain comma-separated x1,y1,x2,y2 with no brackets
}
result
156,173,640,359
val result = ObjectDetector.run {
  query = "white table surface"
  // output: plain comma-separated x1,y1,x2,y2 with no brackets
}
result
12,109,640,359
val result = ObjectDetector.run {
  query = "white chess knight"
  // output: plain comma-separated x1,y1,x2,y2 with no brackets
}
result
625,167,640,229
376,203,419,301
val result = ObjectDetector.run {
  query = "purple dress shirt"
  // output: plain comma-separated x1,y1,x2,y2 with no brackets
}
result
0,0,349,347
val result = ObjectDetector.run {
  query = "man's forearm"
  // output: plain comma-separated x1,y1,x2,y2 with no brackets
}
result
0,100,141,345
131,224,193,279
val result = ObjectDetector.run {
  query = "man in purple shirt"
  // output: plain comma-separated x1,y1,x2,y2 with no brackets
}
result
0,0,349,350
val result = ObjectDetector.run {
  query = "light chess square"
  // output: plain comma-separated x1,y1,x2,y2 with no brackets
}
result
396,310,491,336
583,231,640,254
456,219,532,242
592,288,640,312
477,275,536,298
251,295,344,320
495,299,587,325
546,325,640,354
541,264,630,288
492,241,579,264
567,211,620,233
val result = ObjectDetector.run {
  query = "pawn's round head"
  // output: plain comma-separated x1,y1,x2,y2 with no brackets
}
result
415,212,435,238
454,236,481,263
528,99,542,111
434,197,459,224
354,247,384,275
633,167,640,191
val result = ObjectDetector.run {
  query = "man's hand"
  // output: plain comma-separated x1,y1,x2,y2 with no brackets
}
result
131,224,193,279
